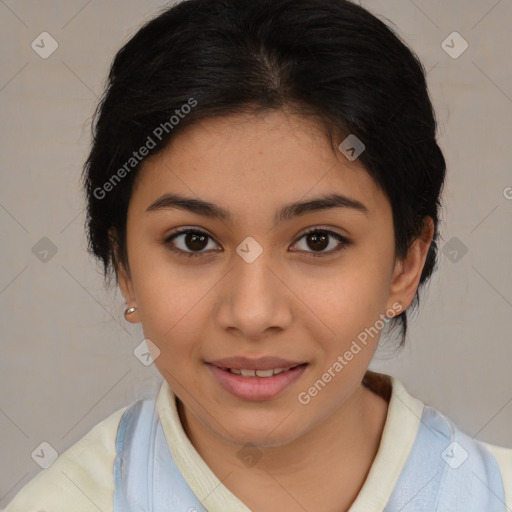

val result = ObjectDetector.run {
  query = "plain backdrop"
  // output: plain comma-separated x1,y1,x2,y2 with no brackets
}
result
1,0,511,504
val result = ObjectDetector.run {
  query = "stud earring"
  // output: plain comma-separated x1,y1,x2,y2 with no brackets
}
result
124,306,137,318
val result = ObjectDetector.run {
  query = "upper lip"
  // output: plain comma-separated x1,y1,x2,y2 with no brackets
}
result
207,356,305,370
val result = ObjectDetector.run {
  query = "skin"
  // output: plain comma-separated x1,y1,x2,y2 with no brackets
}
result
116,108,434,511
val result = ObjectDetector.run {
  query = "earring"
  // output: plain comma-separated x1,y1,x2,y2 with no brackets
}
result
124,306,137,318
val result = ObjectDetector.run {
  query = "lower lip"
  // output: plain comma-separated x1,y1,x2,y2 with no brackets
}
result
206,363,308,401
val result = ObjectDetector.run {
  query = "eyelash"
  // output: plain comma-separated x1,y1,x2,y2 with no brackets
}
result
164,227,352,259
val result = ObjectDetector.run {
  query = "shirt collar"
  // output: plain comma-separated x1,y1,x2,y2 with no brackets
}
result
156,371,424,511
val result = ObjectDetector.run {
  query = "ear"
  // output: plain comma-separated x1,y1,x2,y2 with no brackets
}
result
385,217,434,314
109,228,140,324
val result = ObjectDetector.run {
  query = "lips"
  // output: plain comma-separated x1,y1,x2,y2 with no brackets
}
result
207,361,308,400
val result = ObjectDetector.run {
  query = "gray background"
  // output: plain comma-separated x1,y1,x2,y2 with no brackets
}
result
1,0,511,505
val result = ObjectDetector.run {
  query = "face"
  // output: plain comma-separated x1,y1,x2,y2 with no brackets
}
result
117,109,431,448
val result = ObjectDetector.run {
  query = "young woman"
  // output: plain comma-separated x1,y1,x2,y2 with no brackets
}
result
4,0,511,510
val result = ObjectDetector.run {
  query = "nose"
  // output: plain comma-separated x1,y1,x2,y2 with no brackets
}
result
215,247,293,341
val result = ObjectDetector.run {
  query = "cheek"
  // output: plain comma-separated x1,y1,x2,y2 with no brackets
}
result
310,253,393,343
295,264,391,414
127,245,214,352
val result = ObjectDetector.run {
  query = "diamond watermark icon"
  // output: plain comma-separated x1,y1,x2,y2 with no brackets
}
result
237,442,263,467
338,134,365,161
441,32,468,59
134,338,161,366
236,236,263,263
442,236,468,263
32,237,58,263
441,441,469,469
31,441,58,469
31,32,59,59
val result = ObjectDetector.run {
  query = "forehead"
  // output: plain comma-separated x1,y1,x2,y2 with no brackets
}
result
130,110,388,220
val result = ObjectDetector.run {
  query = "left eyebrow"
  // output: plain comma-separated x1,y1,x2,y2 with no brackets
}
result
145,192,369,224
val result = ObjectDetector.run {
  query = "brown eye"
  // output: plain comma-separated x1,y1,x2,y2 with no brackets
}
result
291,228,351,258
306,232,329,251
183,232,208,251
165,229,219,258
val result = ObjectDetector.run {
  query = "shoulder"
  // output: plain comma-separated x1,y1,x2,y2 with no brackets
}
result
413,403,512,510
482,441,512,508
381,376,512,510
2,405,128,512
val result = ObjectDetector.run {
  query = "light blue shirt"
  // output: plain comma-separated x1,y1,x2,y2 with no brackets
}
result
114,396,507,511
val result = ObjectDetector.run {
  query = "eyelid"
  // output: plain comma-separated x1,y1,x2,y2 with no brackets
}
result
295,225,349,241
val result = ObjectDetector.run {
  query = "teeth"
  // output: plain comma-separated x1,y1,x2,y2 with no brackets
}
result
255,369,274,378
228,367,293,377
